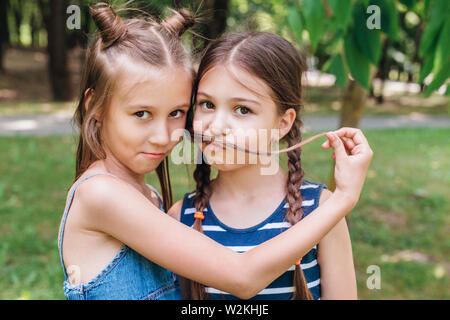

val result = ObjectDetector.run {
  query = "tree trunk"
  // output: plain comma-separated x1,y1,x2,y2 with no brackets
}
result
339,79,367,128
327,79,367,226
374,38,390,104
193,0,229,54
0,0,9,72
327,79,367,192
43,0,72,101
13,0,23,45
30,6,41,48
204,0,229,40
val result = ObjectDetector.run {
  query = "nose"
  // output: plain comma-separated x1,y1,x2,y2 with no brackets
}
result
209,110,230,137
148,119,170,147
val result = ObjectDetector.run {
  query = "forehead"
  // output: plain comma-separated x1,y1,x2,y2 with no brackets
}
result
112,62,193,108
198,64,273,101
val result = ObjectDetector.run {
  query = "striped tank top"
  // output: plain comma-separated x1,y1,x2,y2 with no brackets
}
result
179,179,327,300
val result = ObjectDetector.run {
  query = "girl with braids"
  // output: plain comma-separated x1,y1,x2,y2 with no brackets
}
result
59,2,372,300
170,32,361,300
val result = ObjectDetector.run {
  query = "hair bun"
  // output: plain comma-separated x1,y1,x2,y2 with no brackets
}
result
161,8,195,37
90,2,127,49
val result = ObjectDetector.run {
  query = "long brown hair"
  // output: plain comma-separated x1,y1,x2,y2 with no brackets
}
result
72,2,195,210
182,32,313,300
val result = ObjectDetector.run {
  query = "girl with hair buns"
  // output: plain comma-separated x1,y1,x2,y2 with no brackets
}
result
171,32,369,300
58,3,373,300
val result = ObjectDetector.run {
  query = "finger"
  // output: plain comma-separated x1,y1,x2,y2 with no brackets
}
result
350,143,373,158
341,136,355,153
326,132,347,162
321,140,330,148
350,144,364,155
323,133,355,151
321,136,330,148
334,127,369,146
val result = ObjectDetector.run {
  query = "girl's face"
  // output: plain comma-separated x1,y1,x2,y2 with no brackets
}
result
99,66,192,175
193,64,295,171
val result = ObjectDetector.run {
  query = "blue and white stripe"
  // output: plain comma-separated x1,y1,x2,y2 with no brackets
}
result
179,180,327,300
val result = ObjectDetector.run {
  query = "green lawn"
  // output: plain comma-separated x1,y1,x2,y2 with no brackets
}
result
0,128,448,299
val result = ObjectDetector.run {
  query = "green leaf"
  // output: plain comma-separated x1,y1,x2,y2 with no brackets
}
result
353,2,381,65
418,51,435,84
445,85,450,97
324,54,348,87
287,7,303,41
419,0,449,57
423,20,450,96
344,33,371,90
302,0,326,51
327,30,344,55
370,0,399,40
433,20,450,75
398,0,416,9
360,0,370,6
328,0,352,30
424,60,450,97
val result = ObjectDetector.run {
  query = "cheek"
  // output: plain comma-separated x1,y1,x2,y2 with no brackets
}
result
167,120,187,147
117,120,143,142
105,120,144,153
192,109,212,130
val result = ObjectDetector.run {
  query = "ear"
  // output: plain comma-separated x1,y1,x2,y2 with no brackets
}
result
84,88,94,112
278,108,297,140
84,88,101,122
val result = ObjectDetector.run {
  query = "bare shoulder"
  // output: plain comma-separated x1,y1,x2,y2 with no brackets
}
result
76,174,123,204
75,174,138,221
167,199,183,221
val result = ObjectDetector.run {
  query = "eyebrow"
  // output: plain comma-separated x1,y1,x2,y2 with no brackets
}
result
127,103,190,110
197,91,261,105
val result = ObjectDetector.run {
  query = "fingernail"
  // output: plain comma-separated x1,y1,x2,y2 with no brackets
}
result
328,132,335,141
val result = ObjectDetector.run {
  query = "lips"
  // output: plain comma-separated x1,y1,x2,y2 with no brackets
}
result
142,152,166,159
204,141,225,151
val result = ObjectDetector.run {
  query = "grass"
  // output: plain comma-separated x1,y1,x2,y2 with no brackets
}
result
0,128,449,299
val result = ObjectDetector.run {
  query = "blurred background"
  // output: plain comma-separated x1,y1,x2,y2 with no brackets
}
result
0,0,448,299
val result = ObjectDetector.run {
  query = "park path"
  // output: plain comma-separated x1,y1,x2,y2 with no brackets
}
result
0,113,449,136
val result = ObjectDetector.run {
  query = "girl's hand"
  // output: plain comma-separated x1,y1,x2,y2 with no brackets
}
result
321,127,374,207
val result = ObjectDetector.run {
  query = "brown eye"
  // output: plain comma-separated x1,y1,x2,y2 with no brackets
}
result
236,106,251,115
169,110,184,119
135,111,151,119
199,101,215,110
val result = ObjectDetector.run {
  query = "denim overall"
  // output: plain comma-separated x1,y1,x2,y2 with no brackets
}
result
58,172,181,300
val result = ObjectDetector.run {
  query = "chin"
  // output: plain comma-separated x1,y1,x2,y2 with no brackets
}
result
211,163,246,172
205,155,246,172
135,159,164,175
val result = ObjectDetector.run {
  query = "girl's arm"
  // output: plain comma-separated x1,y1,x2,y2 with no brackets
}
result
77,173,354,299
82,128,370,299
317,189,358,299
167,200,183,220
317,218,357,299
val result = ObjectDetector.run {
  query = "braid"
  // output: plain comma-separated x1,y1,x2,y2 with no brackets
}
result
285,122,314,300
179,161,212,300
193,161,212,213
285,122,304,222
